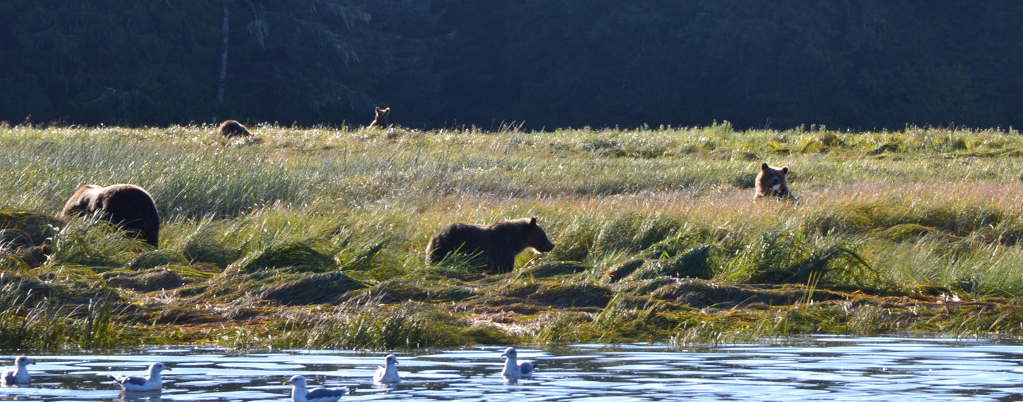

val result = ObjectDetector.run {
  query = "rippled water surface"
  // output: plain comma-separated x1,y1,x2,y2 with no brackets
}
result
3,336,1023,401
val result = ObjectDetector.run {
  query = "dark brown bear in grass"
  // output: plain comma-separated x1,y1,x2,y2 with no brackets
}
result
426,217,555,273
368,107,391,129
59,184,161,246
218,120,252,138
755,163,792,199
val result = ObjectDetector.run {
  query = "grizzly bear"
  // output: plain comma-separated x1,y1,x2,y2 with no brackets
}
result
426,217,555,273
755,163,792,199
218,120,252,138
59,184,161,246
368,107,391,129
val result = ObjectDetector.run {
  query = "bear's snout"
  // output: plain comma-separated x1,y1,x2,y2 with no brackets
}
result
535,241,555,253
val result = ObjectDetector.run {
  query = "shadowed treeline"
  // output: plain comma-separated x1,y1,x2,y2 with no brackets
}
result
1,1,1022,129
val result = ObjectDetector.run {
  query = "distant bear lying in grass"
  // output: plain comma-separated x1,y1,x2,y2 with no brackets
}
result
218,120,252,138
59,184,161,247
368,107,391,129
755,162,793,199
426,217,555,273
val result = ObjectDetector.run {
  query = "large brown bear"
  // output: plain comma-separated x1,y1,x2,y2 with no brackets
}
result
59,184,161,246
218,120,252,138
755,163,793,199
368,107,391,129
426,217,555,273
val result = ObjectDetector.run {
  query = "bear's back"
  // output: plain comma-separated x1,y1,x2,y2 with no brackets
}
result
59,184,160,246
97,185,159,217
436,223,490,248
59,185,104,218
218,120,251,138
426,223,489,263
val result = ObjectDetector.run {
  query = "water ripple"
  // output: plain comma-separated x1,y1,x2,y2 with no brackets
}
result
1,337,1023,401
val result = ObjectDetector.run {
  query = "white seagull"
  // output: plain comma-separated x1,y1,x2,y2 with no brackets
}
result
373,354,401,384
2,356,35,385
288,375,348,402
500,347,534,379
110,362,169,392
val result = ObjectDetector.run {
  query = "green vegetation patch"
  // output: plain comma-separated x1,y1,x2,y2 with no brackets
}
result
105,268,186,292
0,209,60,248
129,250,188,271
531,283,613,308
518,261,590,278
260,272,365,305
242,242,336,273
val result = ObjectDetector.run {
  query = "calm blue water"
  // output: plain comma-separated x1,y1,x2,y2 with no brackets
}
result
2,336,1023,401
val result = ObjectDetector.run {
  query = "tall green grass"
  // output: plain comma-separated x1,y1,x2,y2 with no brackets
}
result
0,279,136,349
4,123,1023,347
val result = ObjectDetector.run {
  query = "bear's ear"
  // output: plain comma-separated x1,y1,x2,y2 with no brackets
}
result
761,162,769,171
782,166,789,174
529,216,538,226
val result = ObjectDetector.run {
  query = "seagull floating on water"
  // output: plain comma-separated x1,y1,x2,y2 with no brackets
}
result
288,375,348,402
1,356,35,385
110,362,169,392
501,347,534,379
373,354,400,384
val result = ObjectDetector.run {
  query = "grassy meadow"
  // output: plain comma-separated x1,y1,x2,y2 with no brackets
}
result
3,122,1023,350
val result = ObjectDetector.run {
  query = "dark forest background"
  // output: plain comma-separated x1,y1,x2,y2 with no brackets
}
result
2,1,1021,130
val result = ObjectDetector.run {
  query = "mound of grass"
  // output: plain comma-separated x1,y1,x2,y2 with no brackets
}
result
668,245,714,278
518,261,590,278
433,285,477,301
2,245,52,269
106,268,186,292
182,225,241,268
129,250,188,271
260,271,365,305
0,273,59,302
47,217,143,268
729,171,758,189
534,312,592,345
531,283,613,308
0,209,60,248
879,223,936,242
750,244,875,285
365,279,430,303
245,300,462,350
0,281,136,350
642,245,714,280
242,242,336,273
604,259,646,283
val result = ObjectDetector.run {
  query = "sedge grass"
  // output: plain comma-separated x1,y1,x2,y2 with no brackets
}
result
3,124,1023,348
